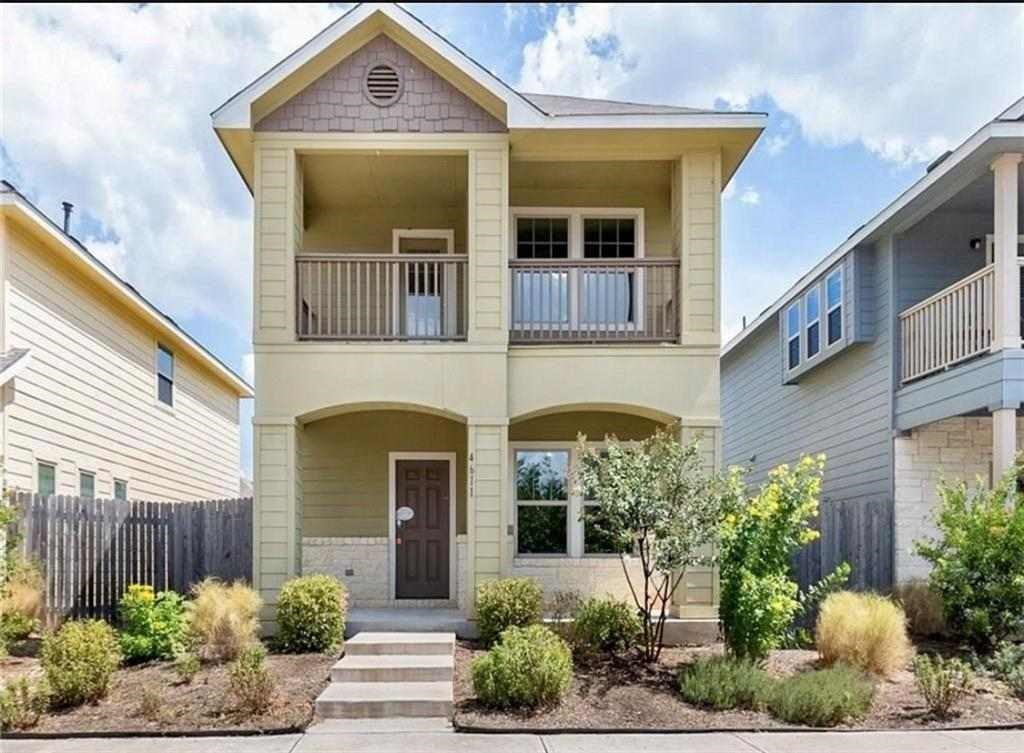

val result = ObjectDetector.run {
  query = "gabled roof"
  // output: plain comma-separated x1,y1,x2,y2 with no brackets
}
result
0,348,31,388
0,182,253,398
722,96,1024,358
520,93,719,117
212,3,766,133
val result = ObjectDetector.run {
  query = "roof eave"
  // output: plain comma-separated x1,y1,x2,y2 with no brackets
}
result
0,192,254,398
722,118,1024,358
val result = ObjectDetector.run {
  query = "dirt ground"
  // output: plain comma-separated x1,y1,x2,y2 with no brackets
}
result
0,644,334,734
454,640,1024,731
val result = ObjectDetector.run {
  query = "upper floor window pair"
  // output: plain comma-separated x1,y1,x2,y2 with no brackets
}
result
787,268,843,371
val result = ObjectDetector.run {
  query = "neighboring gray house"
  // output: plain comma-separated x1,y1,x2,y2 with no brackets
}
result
722,98,1024,584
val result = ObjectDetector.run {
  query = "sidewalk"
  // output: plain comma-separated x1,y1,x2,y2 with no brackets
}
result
3,724,1023,753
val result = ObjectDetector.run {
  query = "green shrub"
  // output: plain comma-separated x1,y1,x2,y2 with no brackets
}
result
276,574,347,653
475,578,543,647
719,456,842,661
678,656,773,711
572,597,642,654
914,655,973,717
187,579,262,662
471,625,572,709
41,619,121,708
173,652,201,684
987,642,1024,698
0,678,48,731
228,644,274,716
118,584,187,662
766,665,875,726
816,592,911,677
0,560,43,642
915,464,1024,651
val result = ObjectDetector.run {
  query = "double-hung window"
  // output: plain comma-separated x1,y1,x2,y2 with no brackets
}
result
786,303,801,370
38,462,56,498
79,471,95,499
157,344,174,407
515,449,569,555
514,217,571,327
826,269,843,346
805,287,820,359
114,479,128,501
514,445,631,558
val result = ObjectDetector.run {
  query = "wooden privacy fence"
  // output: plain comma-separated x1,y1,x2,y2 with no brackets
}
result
8,494,253,625
793,498,894,601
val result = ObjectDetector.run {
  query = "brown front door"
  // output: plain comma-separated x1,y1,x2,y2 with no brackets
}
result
395,459,450,599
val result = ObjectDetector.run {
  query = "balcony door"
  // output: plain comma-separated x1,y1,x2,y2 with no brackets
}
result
392,229,458,339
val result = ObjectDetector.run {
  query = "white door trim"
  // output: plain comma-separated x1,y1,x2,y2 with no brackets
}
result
388,451,458,602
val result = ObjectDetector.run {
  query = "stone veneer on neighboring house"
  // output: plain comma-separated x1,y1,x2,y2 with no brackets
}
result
894,415,1024,582
256,34,506,134
303,536,468,610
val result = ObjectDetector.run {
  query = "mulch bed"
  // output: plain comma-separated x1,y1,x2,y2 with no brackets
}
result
453,640,1024,731
0,643,335,735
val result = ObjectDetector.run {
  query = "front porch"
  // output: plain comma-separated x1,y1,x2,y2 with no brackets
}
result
254,405,721,636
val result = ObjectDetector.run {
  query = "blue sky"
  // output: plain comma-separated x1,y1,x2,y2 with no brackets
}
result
3,3,1023,479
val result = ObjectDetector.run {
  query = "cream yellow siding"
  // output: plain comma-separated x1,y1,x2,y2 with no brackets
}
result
468,146,509,343
678,151,722,335
469,422,506,599
1,222,241,501
253,420,297,626
301,410,467,537
254,147,291,343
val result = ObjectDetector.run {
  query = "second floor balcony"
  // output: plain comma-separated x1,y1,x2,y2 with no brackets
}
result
296,254,681,344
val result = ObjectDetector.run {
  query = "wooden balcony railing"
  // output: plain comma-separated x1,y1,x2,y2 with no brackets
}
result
509,258,680,343
899,264,994,384
296,254,467,340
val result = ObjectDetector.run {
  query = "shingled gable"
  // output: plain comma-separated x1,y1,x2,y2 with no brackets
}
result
256,34,505,134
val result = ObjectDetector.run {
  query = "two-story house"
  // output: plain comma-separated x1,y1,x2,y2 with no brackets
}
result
722,99,1024,585
213,3,764,632
0,182,253,502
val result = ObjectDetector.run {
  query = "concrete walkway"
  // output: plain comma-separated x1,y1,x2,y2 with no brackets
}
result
4,725,1023,753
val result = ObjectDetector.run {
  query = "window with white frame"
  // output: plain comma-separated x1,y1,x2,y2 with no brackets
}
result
805,287,820,359
826,269,843,346
157,344,174,406
514,445,631,557
512,208,644,331
114,479,128,501
786,303,801,370
515,449,569,555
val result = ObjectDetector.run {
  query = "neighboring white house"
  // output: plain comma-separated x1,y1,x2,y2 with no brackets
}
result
0,181,253,502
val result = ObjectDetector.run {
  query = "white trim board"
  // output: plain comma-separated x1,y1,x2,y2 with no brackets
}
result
387,451,458,603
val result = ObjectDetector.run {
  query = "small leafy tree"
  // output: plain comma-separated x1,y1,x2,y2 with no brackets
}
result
915,459,1024,651
719,455,838,661
575,426,735,662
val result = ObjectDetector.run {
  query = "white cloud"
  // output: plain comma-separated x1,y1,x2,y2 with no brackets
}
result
519,4,1024,165
1,3,344,335
764,134,791,157
739,188,760,206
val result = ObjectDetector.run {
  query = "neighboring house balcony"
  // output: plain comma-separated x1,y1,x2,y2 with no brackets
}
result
893,151,1022,475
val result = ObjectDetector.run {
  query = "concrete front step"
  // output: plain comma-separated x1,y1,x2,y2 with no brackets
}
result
344,631,455,656
331,653,454,683
314,681,453,719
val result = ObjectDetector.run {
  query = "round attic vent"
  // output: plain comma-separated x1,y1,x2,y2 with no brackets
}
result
363,63,403,106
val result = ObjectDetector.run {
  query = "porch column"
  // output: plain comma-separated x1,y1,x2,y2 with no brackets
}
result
252,417,304,633
992,153,1021,350
992,408,1018,481
466,419,508,614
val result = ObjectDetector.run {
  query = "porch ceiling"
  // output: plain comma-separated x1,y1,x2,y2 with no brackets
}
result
303,153,467,209
937,169,1024,215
